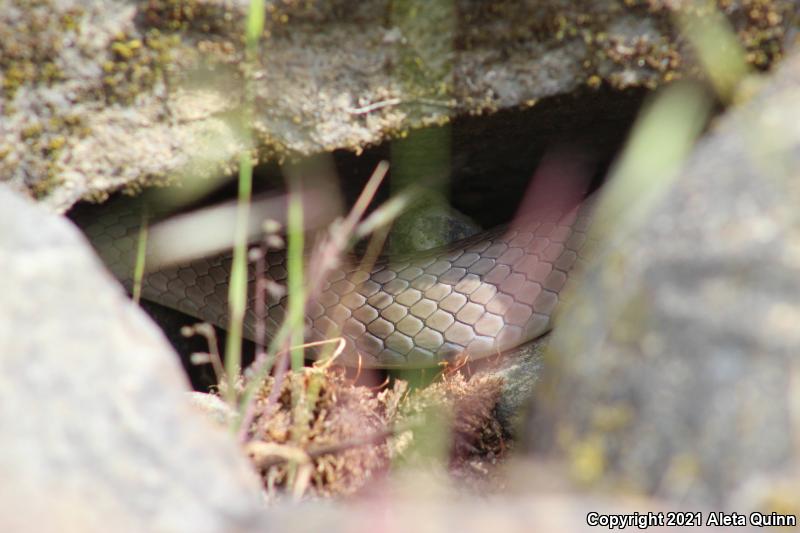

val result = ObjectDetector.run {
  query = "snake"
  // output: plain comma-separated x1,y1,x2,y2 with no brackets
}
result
76,192,594,368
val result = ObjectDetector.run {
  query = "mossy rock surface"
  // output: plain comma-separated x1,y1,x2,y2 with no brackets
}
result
1,0,797,210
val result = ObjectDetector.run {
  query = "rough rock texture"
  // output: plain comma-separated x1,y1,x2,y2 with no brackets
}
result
524,49,800,510
1,0,797,211
0,185,268,532
386,198,481,254
489,335,550,435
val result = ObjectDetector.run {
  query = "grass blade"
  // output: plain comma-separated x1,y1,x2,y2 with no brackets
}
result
224,152,253,405
286,176,305,371
132,204,149,304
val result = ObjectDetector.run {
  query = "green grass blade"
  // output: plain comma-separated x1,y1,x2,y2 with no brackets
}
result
224,152,253,405
246,0,265,50
286,177,305,372
132,205,149,304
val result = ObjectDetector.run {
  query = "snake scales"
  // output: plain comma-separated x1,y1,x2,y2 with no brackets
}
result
78,193,594,368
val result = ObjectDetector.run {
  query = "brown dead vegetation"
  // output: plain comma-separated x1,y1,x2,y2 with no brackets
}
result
231,363,508,500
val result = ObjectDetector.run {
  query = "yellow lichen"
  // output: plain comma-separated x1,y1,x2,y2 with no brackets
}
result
569,434,607,485
21,123,44,140
46,136,66,153
587,74,603,89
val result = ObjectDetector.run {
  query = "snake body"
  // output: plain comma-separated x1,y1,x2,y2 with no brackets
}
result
79,195,593,368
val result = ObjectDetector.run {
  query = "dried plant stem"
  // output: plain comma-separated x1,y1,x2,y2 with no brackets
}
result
236,161,403,446
252,423,414,471
238,338,345,443
184,323,225,384
253,245,268,361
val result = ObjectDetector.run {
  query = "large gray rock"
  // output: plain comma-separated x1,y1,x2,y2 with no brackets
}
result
0,186,268,532
1,0,796,211
524,50,800,508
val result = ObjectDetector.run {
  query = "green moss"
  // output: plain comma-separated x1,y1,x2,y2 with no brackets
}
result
139,0,243,34
16,108,92,199
101,29,180,105
4,0,796,203
0,1,78,100
591,0,795,88
29,167,64,199
111,39,142,60
456,0,794,96
391,0,456,105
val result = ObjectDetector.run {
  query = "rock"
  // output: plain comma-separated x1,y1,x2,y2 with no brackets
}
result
188,391,238,427
1,0,796,211
387,195,482,254
489,336,550,436
0,185,269,532
523,50,800,507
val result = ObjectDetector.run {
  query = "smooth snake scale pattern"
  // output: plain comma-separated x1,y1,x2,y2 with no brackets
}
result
78,194,594,368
